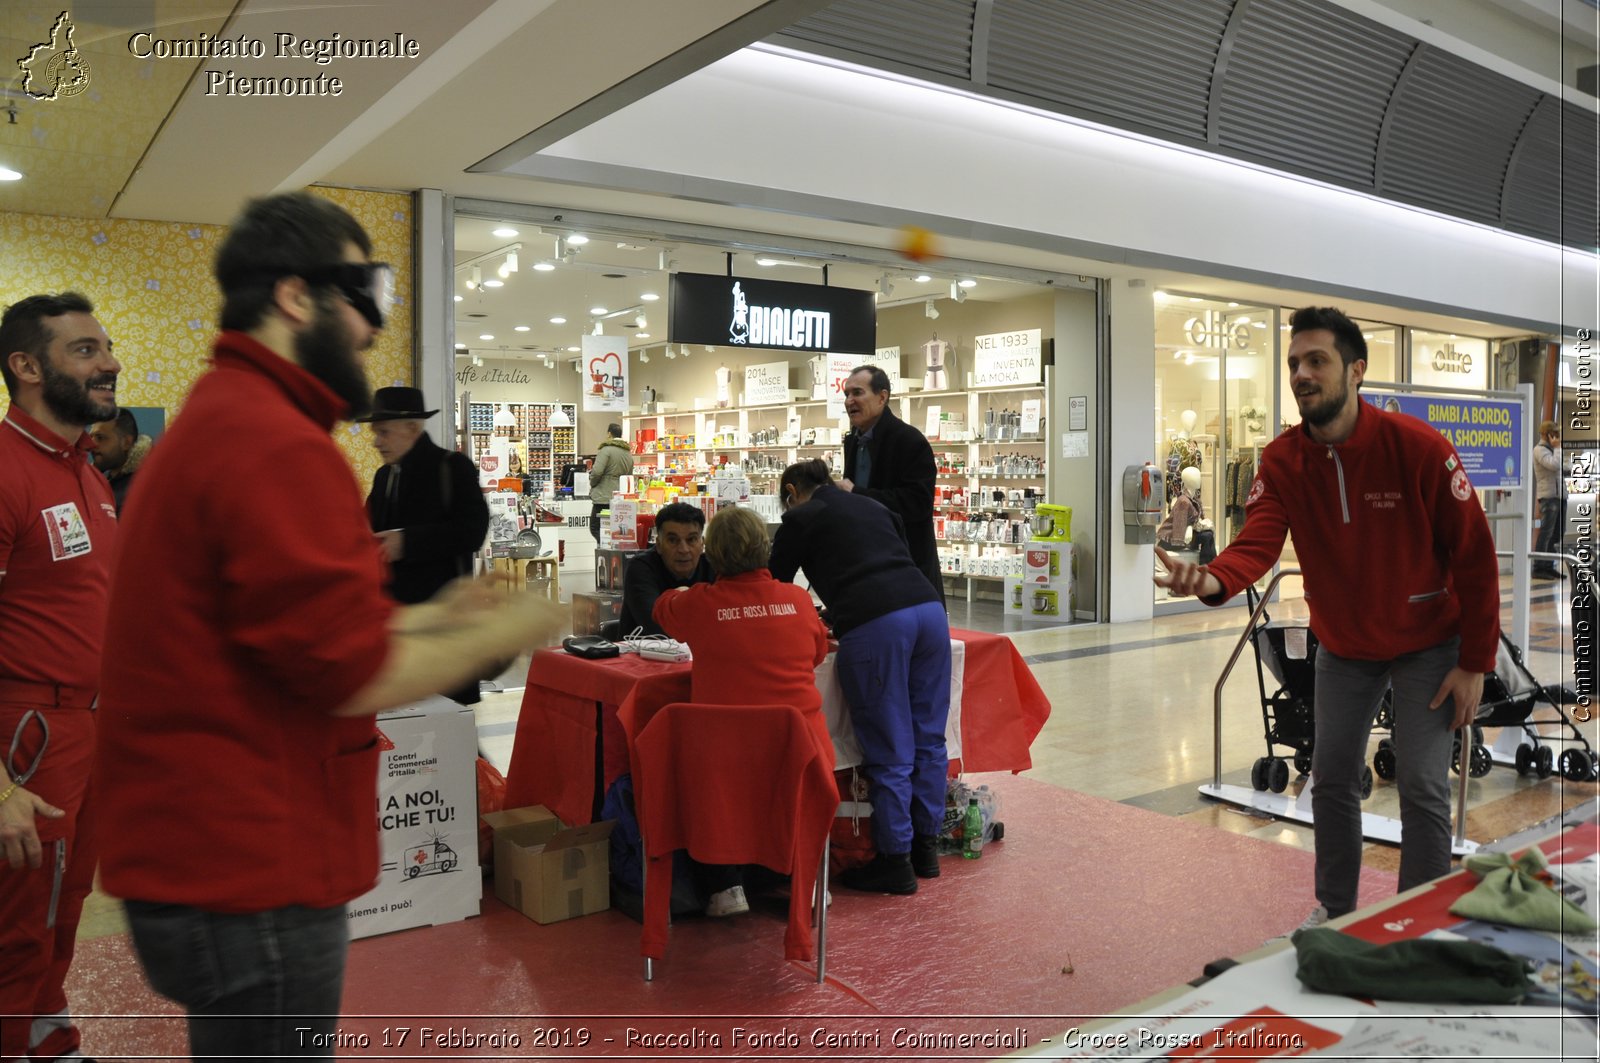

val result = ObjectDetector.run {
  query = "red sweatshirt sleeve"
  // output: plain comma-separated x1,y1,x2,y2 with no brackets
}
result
1420,438,1501,673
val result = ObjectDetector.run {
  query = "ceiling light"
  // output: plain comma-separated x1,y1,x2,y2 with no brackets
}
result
949,282,966,302
703,346,714,353
636,332,650,339
549,316,566,325
482,279,503,288
567,234,589,245
502,251,518,274
958,278,978,288
471,354,483,366
664,346,676,359
682,345,692,358
638,349,650,363
592,321,603,336
878,276,895,298
925,300,939,319
454,343,467,352
453,295,462,302
1154,291,1168,300
0,166,21,181
640,292,659,302
468,266,481,289
533,261,556,272
492,227,518,238
755,255,782,266
479,333,494,340
549,405,572,427
634,314,648,329
590,306,607,315
566,346,580,352
514,325,530,332
493,404,516,428
914,274,932,283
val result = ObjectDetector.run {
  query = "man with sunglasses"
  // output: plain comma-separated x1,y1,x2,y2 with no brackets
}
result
94,192,563,1058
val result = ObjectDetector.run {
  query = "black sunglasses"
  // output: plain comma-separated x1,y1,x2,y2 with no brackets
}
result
300,261,394,328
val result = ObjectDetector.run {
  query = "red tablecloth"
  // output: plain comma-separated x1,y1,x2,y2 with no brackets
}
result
505,626,1051,826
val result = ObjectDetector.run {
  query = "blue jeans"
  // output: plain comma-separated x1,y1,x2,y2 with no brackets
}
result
123,900,348,1060
836,601,952,854
1311,638,1459,917
1535,497,1564,571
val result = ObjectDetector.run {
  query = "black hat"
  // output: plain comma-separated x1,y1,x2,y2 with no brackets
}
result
360,387,438,422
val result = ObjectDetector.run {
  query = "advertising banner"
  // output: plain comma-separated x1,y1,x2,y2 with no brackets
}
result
974,329,1043,386
1364,392,1523,488
825,353,859,419
348,696,481,941
744,360,791,405
581,334,628,414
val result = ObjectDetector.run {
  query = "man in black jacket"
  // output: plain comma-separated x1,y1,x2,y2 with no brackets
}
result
841,366,944,601
363,386,490,703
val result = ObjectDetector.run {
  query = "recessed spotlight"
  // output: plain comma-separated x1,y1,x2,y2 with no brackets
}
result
0,166,22,182
567,234,589,245
914,274,932,283
958,278,977,288
566,346,580,352
479,333,494,340
640,292,659,302
589,306,607,315
549,316,566,325
637,332,651,339
514,325,530,332
482,279,503,288
532,262,556,272
453,295,463,302
492,227,518,237
755,256,781,267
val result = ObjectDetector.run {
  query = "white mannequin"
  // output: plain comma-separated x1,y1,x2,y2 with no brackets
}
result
1180,465,1201,496
1178,409,1198,438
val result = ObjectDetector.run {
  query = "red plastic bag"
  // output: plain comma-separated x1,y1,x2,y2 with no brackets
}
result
476,757,507,867
829,768,875,871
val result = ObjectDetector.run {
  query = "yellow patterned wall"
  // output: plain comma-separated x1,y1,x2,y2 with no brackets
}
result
0,186,415,486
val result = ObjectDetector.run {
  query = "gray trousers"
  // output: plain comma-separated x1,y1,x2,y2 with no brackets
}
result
1311,637,1460,916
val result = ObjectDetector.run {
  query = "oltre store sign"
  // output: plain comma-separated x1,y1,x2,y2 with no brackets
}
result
669,272,877,355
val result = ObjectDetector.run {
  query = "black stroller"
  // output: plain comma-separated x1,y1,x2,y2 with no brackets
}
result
1468,632,1597,781
1244,586,1377,797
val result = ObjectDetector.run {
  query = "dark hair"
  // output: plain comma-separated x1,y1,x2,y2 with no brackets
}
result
779,458,833,499
0,291,95,395
850,365,891,395
1288,306,1367,369
607,422,622,437
653,501,706,532
112,407,138,441
215,191,372,332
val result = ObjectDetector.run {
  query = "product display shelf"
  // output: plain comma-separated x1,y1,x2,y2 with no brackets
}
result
469,402,577,489
625,399,848,482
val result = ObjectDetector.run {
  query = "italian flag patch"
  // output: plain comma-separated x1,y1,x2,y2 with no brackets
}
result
1445,456,1458,471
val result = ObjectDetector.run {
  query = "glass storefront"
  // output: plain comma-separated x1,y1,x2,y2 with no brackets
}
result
1152,294,1273,605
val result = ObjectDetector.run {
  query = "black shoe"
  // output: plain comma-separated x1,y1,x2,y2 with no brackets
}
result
840,853,917,894
1533,567,1561,580
911,833,941,878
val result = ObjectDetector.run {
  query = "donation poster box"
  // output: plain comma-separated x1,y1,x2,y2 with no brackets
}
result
347,695,481,941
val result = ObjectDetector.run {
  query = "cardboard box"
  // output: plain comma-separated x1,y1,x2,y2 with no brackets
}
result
1022,543,1074,584
571,591,622,635
1005,574,1075,621
482,806,615,924
593,548,638,593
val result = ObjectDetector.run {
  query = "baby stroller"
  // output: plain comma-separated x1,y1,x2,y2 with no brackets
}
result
1244,586,1377,798
1471,633,1596,781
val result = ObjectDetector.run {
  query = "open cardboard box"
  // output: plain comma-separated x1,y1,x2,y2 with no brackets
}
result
481,805,615,924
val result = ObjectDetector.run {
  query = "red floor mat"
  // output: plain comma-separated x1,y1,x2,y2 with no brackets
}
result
68,775,1395,1059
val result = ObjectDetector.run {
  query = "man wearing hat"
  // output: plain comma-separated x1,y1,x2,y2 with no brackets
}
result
363,386,490,702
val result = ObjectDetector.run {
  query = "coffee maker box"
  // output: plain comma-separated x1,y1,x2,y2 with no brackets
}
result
571,591,622,636
594,548,637,593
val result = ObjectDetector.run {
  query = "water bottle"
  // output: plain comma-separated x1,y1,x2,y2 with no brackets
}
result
962,798,984,860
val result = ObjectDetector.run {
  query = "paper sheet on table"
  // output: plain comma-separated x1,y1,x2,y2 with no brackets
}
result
1321,1005,1591,1057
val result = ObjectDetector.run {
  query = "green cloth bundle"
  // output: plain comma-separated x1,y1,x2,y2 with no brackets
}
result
1292,928,1531,1003
1448,850,1598,934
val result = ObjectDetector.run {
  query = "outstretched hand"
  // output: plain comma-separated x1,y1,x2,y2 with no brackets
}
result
1152,545,1222,599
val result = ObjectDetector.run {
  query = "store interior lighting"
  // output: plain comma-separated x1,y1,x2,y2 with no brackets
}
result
492,404,516,428
950,282,966,302
664,345,676,359
925,299,939,319
878,275,895,298
548,405,572,427
638,347,650,363
592,321,603,335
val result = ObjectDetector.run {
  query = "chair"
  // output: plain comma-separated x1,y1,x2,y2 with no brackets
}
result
620,700,837,982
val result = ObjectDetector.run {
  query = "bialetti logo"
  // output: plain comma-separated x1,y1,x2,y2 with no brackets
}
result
1184,309,1251,350
1431,343,1473,374
728,281,832,349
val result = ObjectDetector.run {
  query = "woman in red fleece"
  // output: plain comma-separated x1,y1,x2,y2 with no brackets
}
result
654,505,831,916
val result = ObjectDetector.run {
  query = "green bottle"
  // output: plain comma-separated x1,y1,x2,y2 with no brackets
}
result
962,797,984,860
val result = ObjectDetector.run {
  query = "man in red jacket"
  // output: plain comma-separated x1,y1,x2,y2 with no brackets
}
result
95,192,562,1059
1156,305,1498,929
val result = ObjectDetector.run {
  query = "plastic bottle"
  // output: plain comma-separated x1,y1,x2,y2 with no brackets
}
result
962,798,984,860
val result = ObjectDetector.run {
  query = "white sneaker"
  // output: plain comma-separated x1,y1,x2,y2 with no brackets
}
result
706,885,749,917
1298,905,1330,931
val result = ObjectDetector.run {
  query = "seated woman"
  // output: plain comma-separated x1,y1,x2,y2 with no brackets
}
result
653,504,832,917
768,458,951,896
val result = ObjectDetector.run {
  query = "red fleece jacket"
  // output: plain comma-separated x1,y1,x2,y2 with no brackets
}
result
1203,402,1500,673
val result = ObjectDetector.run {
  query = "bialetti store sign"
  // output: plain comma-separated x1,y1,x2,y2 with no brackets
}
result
669,272,876,355
973,329,1043,387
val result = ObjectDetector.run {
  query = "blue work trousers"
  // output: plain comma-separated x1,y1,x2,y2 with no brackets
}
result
835,601,952,855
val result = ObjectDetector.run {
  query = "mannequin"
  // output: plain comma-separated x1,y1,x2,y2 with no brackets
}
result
1157,466,1204,552
1166,414,1203,503
1178,409,1198,438
923,337,949,391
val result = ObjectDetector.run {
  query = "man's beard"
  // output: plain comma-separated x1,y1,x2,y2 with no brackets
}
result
39,357,116,427
296,295,372,418
1297,375,1350,428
